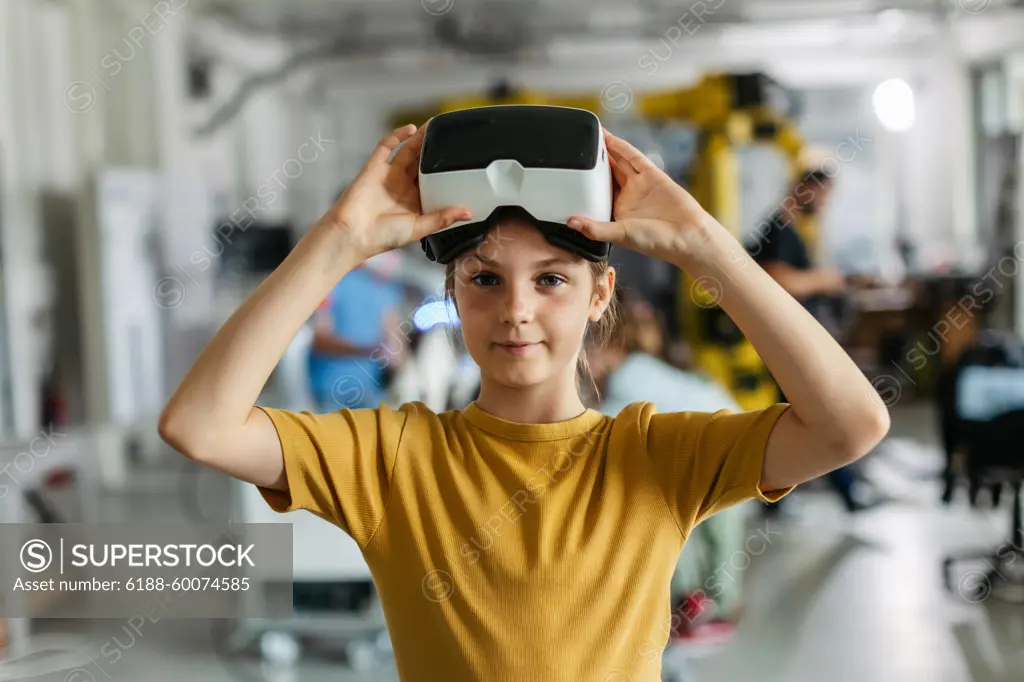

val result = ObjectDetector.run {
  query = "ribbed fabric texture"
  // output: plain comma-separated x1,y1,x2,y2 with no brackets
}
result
257,400,791,681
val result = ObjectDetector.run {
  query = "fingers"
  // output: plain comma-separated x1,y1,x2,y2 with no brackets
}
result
606,143,639,181
603,128,655,175
608,153,629,188
392,120,431,178
412,206,474,241
602,130,636,199
367,124,418,167
566,216,627,246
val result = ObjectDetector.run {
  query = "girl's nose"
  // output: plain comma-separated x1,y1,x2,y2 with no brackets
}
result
500,281,534,326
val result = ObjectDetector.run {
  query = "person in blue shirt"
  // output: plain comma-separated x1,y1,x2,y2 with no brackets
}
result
308,257,405,411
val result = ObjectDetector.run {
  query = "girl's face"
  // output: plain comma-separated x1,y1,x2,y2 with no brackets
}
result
452,219,614,391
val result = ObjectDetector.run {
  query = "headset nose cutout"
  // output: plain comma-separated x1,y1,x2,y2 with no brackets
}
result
485,159,526,199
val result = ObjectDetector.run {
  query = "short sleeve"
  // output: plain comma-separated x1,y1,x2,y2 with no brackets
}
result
645,403,793,533
254,404,411,548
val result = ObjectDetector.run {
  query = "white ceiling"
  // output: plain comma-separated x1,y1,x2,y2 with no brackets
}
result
182,0,1024,82
191,0,1016,44
181,0,1024,134
186,0,1024,77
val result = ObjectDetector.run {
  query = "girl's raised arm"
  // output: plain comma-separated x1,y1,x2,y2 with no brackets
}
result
568,130,890,493
158,123,471,491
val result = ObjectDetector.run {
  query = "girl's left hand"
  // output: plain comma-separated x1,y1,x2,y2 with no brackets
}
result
567,129,712,263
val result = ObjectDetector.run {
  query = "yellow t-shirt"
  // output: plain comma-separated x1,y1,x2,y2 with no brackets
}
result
257,400,792,682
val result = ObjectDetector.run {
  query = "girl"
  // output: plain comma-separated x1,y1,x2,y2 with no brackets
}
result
159,122,890,681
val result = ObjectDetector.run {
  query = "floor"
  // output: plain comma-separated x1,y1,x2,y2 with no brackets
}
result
1,402,1022,681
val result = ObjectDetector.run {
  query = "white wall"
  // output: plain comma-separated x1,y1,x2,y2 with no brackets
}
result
902,30,979,273
1002,52,1024,339
0,0,69,438
737,49,979,278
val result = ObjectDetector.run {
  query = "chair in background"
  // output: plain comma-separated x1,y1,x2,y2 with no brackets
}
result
937,329,1024,506
940,335,1024,603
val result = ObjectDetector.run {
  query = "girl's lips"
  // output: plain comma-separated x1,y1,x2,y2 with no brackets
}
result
496,342,539,357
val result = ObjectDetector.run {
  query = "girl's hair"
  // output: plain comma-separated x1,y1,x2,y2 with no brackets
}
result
605,290,665,357
443,256,619,399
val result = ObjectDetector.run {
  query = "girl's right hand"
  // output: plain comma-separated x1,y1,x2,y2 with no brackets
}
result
320,123,473,261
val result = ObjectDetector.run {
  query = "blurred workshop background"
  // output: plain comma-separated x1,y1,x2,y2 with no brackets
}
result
2,0,1024,680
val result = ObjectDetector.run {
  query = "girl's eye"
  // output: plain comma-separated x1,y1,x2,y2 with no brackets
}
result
538,274,566,288
470,273,499,287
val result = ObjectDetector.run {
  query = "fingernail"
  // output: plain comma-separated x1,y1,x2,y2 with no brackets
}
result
568,218,582,229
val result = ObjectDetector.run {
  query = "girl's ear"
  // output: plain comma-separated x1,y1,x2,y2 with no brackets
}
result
589,267,616,321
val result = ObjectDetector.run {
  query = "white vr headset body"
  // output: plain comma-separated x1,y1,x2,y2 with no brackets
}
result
417,104,614,263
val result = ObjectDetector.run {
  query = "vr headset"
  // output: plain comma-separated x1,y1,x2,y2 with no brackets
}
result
418,105,613,264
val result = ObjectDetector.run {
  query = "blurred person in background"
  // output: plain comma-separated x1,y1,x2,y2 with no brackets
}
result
589,291,752,645
747,169,886,514
308,250,406,410
746,169,847,322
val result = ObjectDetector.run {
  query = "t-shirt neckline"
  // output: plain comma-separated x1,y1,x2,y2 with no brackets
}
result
462,402,606,442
